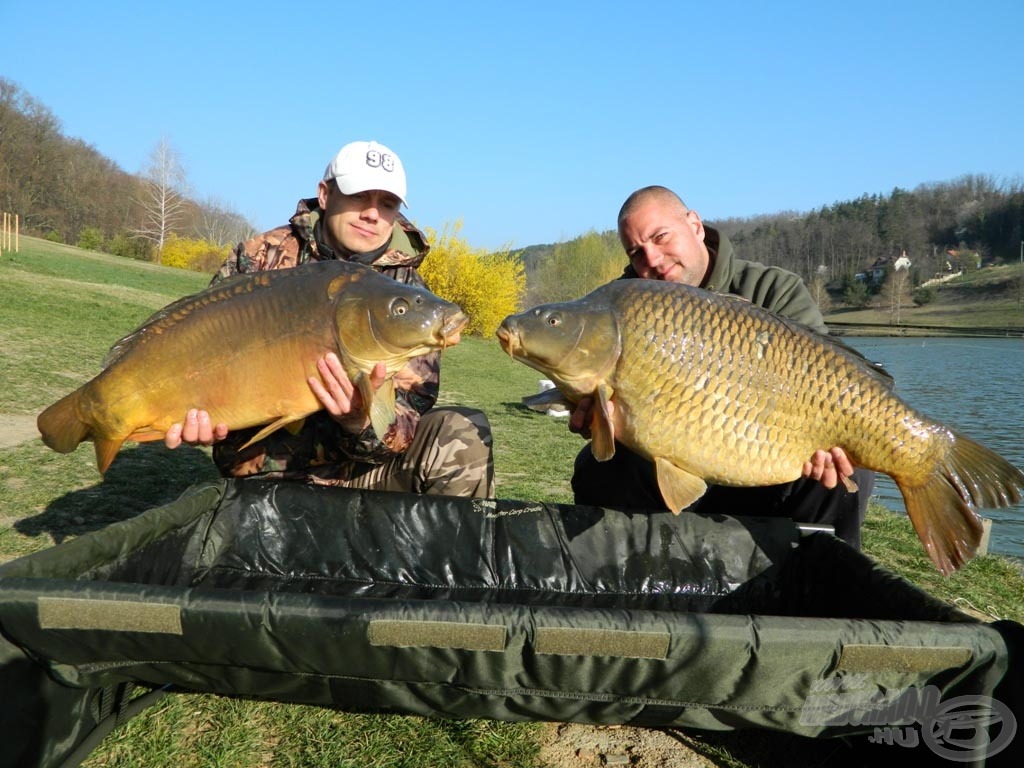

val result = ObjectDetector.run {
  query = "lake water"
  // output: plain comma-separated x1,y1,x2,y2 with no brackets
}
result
843,337,1024,563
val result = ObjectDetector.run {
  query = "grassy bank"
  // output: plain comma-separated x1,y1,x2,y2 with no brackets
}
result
824,262,1024,332
2,238,1022,767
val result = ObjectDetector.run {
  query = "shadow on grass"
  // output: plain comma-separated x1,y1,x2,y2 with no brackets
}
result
16,443,220,543
499,400,545,415
669,727,906,767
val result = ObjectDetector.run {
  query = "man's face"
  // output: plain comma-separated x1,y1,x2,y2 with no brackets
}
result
317,181,401,254
619,198,710,286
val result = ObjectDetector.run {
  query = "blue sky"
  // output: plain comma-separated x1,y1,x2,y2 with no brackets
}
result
4,1,1023,251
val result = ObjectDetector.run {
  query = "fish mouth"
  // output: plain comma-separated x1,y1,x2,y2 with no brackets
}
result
441,311,470,347
495,323,518,357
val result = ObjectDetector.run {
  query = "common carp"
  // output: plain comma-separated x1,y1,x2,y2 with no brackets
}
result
497,279,1024,575
38,260,467,475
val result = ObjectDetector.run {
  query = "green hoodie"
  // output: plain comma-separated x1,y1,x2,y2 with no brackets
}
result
701,226,828,335
623,226,828,335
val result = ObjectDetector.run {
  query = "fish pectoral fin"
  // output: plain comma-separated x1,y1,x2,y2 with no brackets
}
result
284,417,306,436
242,415,308,449
521,389,570,413
366,376,397,442
590,385,616,461
655,458,708,514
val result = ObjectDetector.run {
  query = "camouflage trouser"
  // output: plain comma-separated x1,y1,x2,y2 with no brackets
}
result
214,407,494,499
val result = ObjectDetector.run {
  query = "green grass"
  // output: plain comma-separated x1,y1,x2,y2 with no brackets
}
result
0,239,209,414
85,694,540,768
0,240,562,768
2,237,1023,766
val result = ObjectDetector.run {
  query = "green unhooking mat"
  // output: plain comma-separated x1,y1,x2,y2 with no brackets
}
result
0,478,1020,767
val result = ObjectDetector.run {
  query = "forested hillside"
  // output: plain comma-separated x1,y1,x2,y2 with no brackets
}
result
4,77,1021,294
715,177,1024,283
517,178,1024,305
0,78,253,260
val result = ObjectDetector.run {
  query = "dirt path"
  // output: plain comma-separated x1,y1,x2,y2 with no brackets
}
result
0,414,40,449
538,723,716,767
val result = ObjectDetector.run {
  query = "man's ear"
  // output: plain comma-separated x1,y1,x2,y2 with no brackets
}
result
686,209,706,242
317,180,331,209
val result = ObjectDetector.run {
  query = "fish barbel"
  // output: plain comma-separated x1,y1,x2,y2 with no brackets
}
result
497,278,1024,575
38,260,467,475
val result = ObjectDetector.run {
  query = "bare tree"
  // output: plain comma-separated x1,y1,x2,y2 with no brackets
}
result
809,268,832,316
134,137,188,262
192,194,256,247
878,256,912,326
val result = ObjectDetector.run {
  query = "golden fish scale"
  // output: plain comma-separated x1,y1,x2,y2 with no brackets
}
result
608,283,946,488
85,270,338,440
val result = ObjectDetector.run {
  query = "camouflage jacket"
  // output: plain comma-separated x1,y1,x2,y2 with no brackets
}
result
210,198,438,471
621,226,828,334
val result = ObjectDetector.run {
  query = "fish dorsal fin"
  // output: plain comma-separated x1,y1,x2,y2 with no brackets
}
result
828,336,895,389
758,309,895,390
590,384,616,461
655,458,708,514
719,293,753,305
364,375,397,442
101,270,289,369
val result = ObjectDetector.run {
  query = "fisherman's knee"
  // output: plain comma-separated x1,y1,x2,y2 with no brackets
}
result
412,407,494,497
571,445,600,504
572,444,662,509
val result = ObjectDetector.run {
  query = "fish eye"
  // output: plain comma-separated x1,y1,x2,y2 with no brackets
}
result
546,313,561,327
392,298,410,316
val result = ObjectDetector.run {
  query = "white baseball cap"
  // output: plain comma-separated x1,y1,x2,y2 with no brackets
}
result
323,140,407,205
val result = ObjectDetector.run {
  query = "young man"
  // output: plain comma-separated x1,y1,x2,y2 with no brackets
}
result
165,140,493,498
569,185,874,547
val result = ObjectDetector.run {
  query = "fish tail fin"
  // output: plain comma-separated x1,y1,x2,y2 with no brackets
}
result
899,480,983,576
897,433,1024,576
37,391,90,453
94,438,124,476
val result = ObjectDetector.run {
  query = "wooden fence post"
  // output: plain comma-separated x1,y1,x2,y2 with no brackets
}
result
0,212,23,253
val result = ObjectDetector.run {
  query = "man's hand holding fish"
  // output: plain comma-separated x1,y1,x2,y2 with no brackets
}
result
40,140,495,500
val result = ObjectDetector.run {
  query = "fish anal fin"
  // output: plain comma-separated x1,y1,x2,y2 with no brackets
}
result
94,438,124,476
367,377,397,442
126,430,166,443
241,415,308,450
655,458,708,514
590,385,615,461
